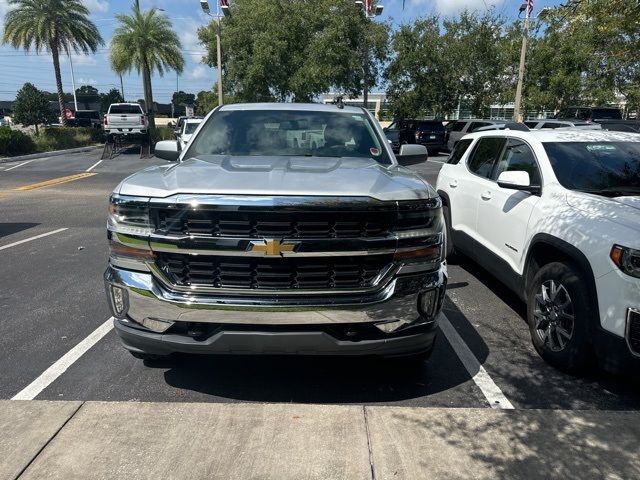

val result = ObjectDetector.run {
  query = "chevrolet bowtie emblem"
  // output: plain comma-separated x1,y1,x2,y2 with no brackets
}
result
249,239,298,256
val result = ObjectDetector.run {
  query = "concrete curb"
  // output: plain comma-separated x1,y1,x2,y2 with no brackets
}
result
0,145,101,164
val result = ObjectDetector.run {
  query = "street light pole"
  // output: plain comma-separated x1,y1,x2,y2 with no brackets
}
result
513,3,531,122
67,41,79,112
201,0,228,106
355,1,383,113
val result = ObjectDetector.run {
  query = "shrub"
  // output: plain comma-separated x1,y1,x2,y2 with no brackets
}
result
150,126,175,144
34,127,103,152
0,127,36,156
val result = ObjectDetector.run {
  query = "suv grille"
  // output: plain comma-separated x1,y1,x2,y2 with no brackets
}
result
151,208,395,239
156,252,393,290
628,309,640,355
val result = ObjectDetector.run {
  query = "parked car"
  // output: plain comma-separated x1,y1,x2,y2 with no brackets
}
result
446,119,505,152
105,103,446,362
524,119,602,130
383,119,446,154
555,106,623,122
436,128,640,374
103,103,148,138
177,117,203,150
71,110,101,129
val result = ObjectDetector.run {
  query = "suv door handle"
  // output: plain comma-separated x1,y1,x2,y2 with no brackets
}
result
449,180,458,188
481,191,492,201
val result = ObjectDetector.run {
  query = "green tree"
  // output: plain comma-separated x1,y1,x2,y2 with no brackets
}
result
109,0,184,128
198,0,385,102
12,82,56,134
99,88,124,113
195,89,218,116
3,0,103,126
76,85,99,109
172,91,196,107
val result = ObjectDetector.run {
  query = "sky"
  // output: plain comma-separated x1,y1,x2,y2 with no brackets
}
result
0,0,564,103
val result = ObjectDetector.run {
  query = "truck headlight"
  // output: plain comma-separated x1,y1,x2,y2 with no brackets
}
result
108,194,151,236
610,245,640,278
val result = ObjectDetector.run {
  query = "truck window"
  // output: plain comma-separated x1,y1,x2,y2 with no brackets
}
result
109,105,143,114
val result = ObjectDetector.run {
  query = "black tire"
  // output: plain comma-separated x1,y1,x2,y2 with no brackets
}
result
526,261,595,374
442,205,454,259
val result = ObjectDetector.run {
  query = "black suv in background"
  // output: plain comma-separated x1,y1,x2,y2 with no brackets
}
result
383,119,446,154
554,106,622,121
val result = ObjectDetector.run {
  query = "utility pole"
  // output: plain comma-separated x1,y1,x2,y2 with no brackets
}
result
201,1,229,106
67,41,78,112
355,1,383,114
513,2,531,122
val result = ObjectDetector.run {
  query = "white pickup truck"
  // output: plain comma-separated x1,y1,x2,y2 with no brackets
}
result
103,103,148,137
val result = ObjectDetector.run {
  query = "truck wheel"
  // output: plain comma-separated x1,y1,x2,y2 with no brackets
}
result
442,205,454,259
526,261,594,374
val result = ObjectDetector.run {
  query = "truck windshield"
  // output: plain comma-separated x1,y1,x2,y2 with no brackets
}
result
110,105,142,114
543,141,640,196
185,110,390,164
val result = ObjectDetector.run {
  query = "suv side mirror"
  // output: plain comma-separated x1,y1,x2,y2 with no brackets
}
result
497,170,541,193
396,144,428,166
154,140,180,161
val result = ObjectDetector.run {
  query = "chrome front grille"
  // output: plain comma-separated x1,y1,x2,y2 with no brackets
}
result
156,252,393,290
151,208,395,239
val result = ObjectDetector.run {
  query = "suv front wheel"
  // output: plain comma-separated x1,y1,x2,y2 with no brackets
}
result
526,261,594,374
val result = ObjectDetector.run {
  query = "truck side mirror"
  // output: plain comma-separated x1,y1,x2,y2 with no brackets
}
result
154,140,180,162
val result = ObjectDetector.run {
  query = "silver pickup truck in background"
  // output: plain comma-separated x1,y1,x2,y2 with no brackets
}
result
104,103,447,363
103,103,148,138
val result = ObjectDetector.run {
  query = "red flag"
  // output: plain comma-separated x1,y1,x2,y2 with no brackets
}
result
220,0,229,6
366,0,373,16
527,0,534,15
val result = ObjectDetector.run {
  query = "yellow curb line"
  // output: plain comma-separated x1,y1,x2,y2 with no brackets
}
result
15,172,97,191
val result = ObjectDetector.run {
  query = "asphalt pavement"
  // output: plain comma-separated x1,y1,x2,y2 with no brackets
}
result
1,149,639,410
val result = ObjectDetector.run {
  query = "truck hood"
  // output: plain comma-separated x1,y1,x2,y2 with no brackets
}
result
566,191,640,232
117,155,435,201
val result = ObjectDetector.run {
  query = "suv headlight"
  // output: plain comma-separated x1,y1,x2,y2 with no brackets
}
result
610,245,640,278
108,194,151,236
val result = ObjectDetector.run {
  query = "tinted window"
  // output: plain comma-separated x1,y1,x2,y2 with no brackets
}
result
577,109,591,120
447,139,473,165
494,139,541,185
467,137,506,178
543,141,640,195
591,108,622,120
469,122,492,132
541,122,566,129
417,121,445,132
186,110,391,164
109,104,143,114
451,121,466,132
524,121,539,128
75,111,99,119
184,122,200,134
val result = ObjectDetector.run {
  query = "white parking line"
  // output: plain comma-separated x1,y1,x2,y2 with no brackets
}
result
0,228,68,251
12,318,114,400
439,313,515,409
86,159,103,172
4,159,36,171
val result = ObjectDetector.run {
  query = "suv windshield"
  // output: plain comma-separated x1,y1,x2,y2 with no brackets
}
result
184,122,200,134
544,141,640,196
185,110,390,164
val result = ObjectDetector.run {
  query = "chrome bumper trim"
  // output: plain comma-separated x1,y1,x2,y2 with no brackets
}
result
104,263,447,330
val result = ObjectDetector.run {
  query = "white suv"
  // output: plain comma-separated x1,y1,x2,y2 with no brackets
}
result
436,128,640,374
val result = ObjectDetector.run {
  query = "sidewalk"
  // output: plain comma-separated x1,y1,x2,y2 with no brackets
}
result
2,400,639,479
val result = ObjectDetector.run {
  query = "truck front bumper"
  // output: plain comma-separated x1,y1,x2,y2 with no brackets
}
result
104,263,447,357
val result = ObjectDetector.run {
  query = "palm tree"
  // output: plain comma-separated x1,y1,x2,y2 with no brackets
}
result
110,0,184,129
3,0,103,126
